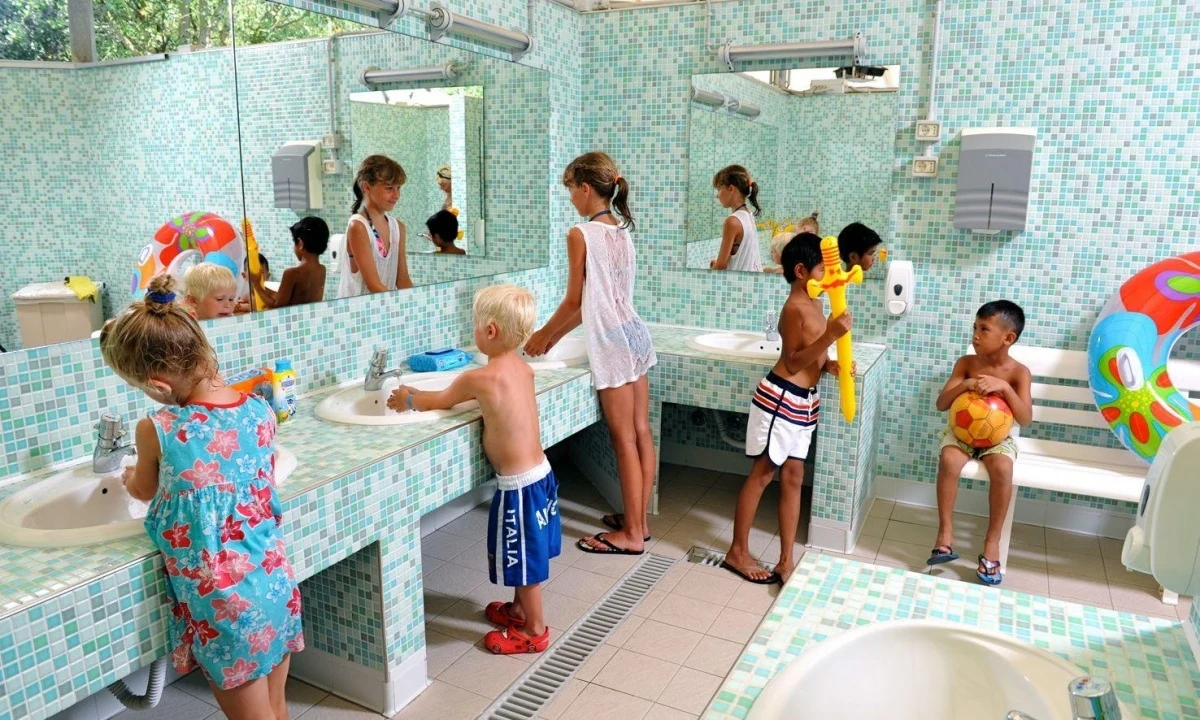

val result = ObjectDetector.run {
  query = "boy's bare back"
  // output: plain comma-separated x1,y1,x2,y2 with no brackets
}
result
281,263,326,306
771,290,828,389
463,353,545,476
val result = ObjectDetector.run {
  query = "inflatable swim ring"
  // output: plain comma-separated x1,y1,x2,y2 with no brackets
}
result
131,211,247,299
1088,251,1200,463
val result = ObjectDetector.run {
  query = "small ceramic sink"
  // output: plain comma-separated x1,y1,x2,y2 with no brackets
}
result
0,445,298,548
689,331,782,360
314,372,478,426
476,336,589,371
749,620,1132,720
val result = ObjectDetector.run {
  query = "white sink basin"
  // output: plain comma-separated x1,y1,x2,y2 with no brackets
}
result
0,445,298,548
314,372,478,426
476,336,589,371
749,620,1132,720
689,331,782,360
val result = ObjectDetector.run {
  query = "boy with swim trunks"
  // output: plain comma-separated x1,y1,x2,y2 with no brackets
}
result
926,300,1032,586
720,233,852,585
388,284,559,653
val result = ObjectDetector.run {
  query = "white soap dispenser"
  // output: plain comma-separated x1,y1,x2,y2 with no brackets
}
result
1121,422,1200,596
884,260,914,316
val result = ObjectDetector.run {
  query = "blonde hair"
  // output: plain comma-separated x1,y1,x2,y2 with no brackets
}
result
796,214,820,235
770,231,793,264
473,284,536,351
184,263,236,300
100,275,218,384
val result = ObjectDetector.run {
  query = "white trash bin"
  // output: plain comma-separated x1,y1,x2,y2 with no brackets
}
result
12,281,105,348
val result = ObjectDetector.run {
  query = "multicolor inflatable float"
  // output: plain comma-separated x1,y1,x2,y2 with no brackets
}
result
1088,251,1200,463
132,212,247,299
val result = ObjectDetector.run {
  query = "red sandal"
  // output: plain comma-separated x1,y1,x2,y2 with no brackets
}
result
484,625,550,655
484,601,525,628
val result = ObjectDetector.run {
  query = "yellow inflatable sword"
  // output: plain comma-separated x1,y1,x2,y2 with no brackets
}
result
243,218,266,312
807,236,862,423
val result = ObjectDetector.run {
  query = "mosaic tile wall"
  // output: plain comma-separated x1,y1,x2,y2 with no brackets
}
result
780,91,896,242
661,402,747,453
579,0,1200,507
706,553,1200,720
299,543,385,669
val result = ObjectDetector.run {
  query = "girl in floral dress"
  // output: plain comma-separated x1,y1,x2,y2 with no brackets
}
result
100,275,303,720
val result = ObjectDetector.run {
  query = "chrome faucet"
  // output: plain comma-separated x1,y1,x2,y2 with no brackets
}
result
764,310,780,342
1007,676,1121,720
364,347,404,391
93,411,135,474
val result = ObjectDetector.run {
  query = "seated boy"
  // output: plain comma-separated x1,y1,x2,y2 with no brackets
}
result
253,217,329,309
927,300,1032,586
425,209,465,255
387,284,559,653
721,233,852,585
837,222,883,273
182,263,238,320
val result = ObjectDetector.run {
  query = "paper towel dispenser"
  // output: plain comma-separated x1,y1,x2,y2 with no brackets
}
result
953,128,1035,233
272,141,323,211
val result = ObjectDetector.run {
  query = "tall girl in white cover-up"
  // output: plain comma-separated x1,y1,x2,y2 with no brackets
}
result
339,154,413,298
709,164,763,272
525,152,657,555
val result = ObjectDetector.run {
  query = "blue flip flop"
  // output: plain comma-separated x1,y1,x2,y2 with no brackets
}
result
976,554,1003,586
926,545,959,566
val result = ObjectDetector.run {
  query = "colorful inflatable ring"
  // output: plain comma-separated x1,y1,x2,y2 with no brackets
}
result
1088,251,1200,463
131,211,247,299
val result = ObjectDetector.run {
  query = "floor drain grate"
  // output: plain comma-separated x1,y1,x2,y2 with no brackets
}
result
686,546,727,568
480,553,676,720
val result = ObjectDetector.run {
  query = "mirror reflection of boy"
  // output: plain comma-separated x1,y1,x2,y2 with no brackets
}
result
837,222,883,273
253,217,329,309
424,209,465,255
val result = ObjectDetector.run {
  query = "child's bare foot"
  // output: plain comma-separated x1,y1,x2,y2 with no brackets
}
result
722,548,776,583
774,555,796,585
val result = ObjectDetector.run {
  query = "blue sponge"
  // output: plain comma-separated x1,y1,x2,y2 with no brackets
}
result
407,348,473,373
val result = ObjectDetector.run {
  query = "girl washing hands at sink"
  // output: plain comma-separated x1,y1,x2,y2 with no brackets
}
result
99,275,304,720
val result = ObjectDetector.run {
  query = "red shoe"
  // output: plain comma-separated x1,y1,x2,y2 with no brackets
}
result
484,625,550,655
484,601,525,628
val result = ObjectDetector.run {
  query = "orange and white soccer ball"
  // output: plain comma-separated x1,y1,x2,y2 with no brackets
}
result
949,392,1014,449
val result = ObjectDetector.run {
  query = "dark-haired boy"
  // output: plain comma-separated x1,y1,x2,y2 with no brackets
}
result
720,232,853,585
254,217,329,309
927,300,1033,587
838,222,883,272
426,209,465,255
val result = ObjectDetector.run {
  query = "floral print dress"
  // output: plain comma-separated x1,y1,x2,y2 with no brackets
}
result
146,394,304,690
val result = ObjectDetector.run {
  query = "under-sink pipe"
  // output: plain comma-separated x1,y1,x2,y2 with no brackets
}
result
922,0,945,159
709,409,745,450
107,657,167,710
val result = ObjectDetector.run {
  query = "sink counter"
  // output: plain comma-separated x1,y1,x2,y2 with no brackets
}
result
647,322,886,376
704,554,1200,720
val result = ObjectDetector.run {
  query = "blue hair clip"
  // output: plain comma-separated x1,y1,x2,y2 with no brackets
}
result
146,291,176,304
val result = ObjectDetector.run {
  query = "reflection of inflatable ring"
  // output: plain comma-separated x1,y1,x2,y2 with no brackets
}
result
131,212,247,299
1088,251,1200,463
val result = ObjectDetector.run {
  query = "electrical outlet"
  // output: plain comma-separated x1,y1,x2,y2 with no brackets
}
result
323,159,345,175
912,157,939,178
322,133,343,149
916,120,941,142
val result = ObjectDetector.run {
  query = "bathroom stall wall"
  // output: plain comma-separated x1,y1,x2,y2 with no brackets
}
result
580,0,1200,511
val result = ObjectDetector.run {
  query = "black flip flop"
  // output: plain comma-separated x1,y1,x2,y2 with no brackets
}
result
601,513,651,542
926,545,959,566
719,560,781,585
576,532,645,556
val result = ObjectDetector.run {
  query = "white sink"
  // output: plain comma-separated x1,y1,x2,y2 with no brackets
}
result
476,336,589,371
689,331,782,360
314,372,478,426
749,620,1132,720
0,445,298,548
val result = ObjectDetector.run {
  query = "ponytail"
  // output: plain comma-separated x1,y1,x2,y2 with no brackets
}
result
563,151,635,231
350,182,364,214
713,164,760,216
612,176,635,231
747,181,761,216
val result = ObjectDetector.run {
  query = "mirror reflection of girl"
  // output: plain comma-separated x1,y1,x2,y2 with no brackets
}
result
436,165,453,211
526,152,657,556
710,164,762,272
338,155,413,298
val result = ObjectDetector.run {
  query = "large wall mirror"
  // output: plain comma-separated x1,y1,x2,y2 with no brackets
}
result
684,67,899,273
231,3,550,309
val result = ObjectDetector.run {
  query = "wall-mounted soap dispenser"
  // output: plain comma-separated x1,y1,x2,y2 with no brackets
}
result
271,141,324,211
884,260,914,316
953,128,1036,234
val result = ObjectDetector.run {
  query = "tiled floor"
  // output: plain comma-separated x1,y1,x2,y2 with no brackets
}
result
114,462,1193,720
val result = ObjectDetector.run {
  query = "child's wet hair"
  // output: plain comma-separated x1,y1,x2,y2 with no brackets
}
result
184,263,236,300
712,165,761,216
781,232,823,284
563,152,635,230
473,284,536,351
838,222,882,264
352,154,407,214
426,210,460,244
100,275,218,384
290,217,330,255
977,300,1026,340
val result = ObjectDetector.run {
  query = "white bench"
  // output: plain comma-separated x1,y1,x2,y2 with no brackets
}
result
959,345,1200,603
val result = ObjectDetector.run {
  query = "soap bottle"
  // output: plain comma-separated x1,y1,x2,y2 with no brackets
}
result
271,359,298,422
